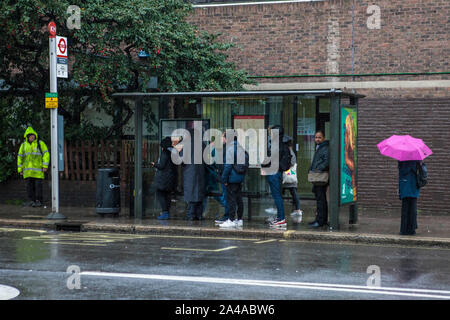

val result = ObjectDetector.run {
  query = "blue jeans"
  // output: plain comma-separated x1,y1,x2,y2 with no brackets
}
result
266,172,285,220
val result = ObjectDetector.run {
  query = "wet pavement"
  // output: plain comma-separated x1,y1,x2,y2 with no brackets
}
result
1,228,450,300
0,197,449,248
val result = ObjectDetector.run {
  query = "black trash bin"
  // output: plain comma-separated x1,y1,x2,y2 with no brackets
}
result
96,168,120,216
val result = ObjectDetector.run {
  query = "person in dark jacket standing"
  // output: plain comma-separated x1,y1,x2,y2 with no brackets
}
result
398,160,420,235
308,130,330,228
181,128,206,221
262,125,291,229
219,130,246,229
282,136,303,218
152,137,178,220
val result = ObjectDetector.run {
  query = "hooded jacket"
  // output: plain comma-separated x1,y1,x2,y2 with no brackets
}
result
17,127,50,179
398,161,420,199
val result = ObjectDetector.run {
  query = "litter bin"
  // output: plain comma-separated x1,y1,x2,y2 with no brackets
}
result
96,168,120,216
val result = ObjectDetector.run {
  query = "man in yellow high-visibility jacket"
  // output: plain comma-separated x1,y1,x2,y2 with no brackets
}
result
17,127,50,207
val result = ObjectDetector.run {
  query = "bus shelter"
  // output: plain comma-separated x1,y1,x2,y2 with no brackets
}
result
112,89,363,230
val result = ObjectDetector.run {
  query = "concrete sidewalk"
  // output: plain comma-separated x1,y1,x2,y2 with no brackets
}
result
0,202,450,248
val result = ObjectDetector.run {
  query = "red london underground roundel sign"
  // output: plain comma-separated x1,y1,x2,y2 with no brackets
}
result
58,38,67,54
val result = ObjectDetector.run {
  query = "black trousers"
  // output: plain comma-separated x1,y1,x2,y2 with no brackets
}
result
283,187,300,210
313,185,328,226
187,201,203,220
156,189,171,213
401,197,418,235
226,183,244,221
26,178,43,202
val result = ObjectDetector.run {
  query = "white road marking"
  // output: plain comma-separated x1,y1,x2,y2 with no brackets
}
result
253,239,278,244
80,272,450,299
0,285,20,300
160,246,238,252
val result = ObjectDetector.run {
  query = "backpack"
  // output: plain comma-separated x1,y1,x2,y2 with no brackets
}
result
279,141,292,172
233,148,249,175
416,161,428,188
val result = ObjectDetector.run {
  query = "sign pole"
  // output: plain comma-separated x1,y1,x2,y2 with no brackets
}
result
46,22,66,220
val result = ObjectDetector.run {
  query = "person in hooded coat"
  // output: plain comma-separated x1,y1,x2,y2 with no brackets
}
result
152,137,178,220
398,160,420,235
17,127,50,207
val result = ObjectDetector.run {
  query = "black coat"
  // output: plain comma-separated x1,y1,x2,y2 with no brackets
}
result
310,141,330,172
181,141,206,203
154,148,177,192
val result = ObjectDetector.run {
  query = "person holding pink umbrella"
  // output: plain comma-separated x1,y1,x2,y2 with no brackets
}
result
377,134,432,236
398,161,420,235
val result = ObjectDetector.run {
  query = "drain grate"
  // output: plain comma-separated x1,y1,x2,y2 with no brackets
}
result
55,223,83,232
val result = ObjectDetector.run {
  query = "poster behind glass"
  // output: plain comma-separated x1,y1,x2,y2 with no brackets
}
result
340,107,357,205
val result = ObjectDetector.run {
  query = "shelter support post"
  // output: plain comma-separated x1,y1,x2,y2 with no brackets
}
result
134,97,143,219
329,95,340,230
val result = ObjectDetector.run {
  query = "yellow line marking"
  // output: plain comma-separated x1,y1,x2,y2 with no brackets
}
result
43,241,107,247
0,227,47,233
283,230,296,239
138,234,258,241
81,232,258,242
254,239,277,244
160,246,238,252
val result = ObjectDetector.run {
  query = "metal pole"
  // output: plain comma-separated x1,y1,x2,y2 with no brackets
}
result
329,95,340,231
46,26,65,220
134,98,143,219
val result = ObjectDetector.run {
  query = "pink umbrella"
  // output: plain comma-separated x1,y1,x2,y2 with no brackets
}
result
377,135,432,161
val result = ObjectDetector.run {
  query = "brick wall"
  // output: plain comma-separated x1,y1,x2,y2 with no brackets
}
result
188,0,450,213
357,95,450,213
189,0,449,78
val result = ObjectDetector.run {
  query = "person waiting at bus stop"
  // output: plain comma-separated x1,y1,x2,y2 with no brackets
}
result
308,130,330,228
17,127,50,208
218,130,246,229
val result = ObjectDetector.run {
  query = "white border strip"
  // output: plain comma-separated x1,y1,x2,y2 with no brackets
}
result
81,271,450,299
245,80,450,90
193,0,325,8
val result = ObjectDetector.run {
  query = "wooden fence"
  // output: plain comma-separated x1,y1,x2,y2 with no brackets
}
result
62,140,160,182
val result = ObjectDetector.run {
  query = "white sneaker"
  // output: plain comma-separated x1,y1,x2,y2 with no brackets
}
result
215,217,228,225
219,219,237,228
235,219,243,228
265,208,277,215
269,218,287,229
265,215,276,224
290,210,303,217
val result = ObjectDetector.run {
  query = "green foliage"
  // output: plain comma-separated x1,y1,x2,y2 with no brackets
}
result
0,95,52,182
0,0,255,181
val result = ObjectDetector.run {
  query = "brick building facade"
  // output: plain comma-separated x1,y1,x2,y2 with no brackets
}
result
188,0,450,213
2,0,448,216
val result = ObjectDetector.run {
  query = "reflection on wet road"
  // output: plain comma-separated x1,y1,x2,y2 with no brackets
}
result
1,227,450,300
